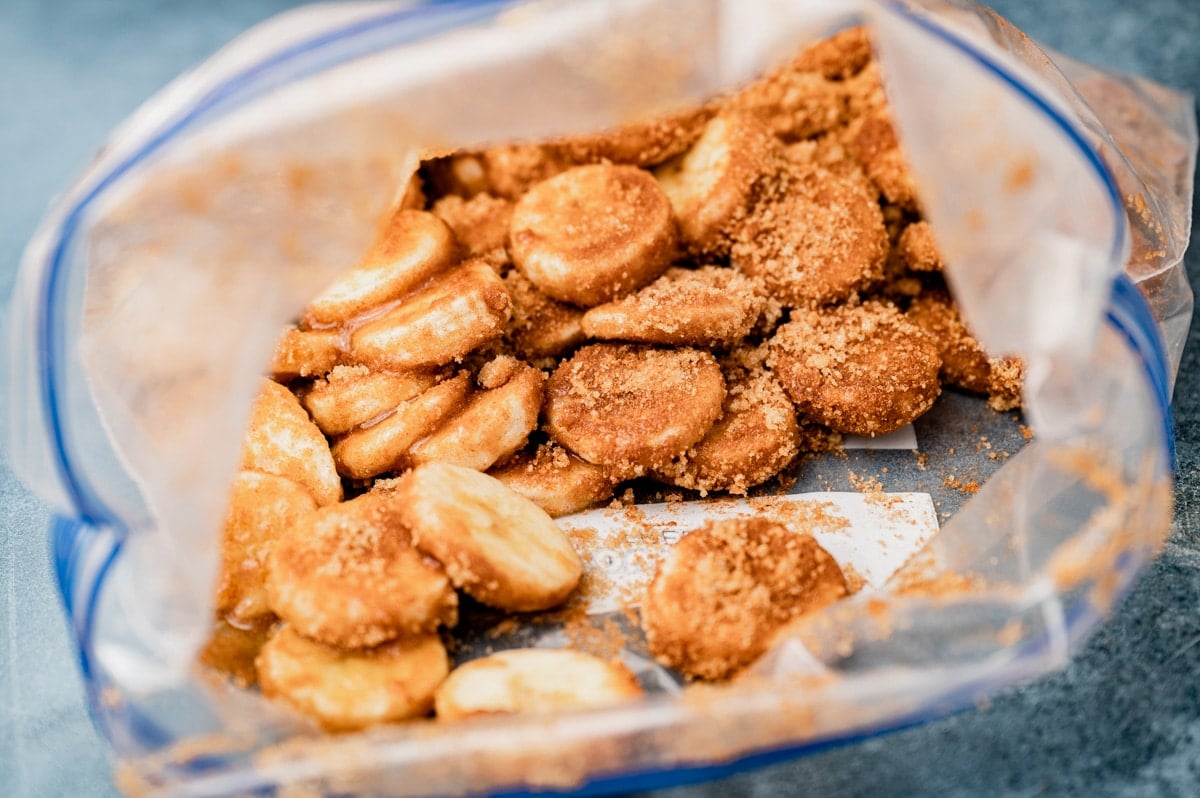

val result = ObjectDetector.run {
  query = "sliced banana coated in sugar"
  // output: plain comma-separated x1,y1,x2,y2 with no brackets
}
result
303,209,459,326
395,463,582,612
258,626,449,732
431,192,513,270
349,259,511,371
269,325,342,382
266,490,458,649
434,649,642,721
409,363,544,472
241,379,342,506
303,365,439,437
489,442,614,518
510,163,677,307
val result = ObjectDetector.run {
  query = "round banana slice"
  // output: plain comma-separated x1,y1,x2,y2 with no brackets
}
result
656,370,800,496
258,626,449,732
731,164,888,307
768,301,942,436
241,379,342,506
303,365,439,437
845,103,921,211
641,517,848,681
395,463,582,612
304,210,459,326
349,259,511,371
215,470,318,625
510,163,677,307
653,112,781,256
580,266,766,348
409,363,545,472
725,61,850,142
434,649,642,720
331,372,471,480
489,442,615,518
543,344,726,476
266,490,458,648
896,220,943,272
270,325,342,382
431,193,513,271
504,270,586,362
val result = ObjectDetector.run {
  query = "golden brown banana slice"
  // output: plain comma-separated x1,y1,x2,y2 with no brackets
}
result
731,164,888,307
395,463,582,612
241,379,342,506
580,266,766,348
543,344,726,477
510,164,677,307
303,210,459,326
349,259,511,370
768,301,941,436
790,25,874,79
215,470,318,625
269,325,342,382
266,490,458,648
434,649,642,720
641,517,848,681
303,365,439,436
409,363,544,472
896,220,944,272
555,106,714,168
653,112,781,256
656,370,800,496
331,372,471,480
431,193,513,271
845,102,921,210
504,270,586,362
489,443,615,518
257,626,449,732
198,619,272,688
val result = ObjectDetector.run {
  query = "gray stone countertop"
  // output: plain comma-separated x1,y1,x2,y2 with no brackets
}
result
1,1,1198,795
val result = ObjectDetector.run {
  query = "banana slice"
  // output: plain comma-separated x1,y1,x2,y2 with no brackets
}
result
844,98,921,210
395,463,582,612
331,372,471,480
580,266,766,348
270,325,342,382
768,301,941,436
241,379,342,506
641,517,848,680
555,106,714,168
431,193,513,271
731,164,888,307
409,363,544,472
653,113,781,257
303,210,459,326
215,470,318,625
896,220,943,272
543,344,726,477
510,163,677,307
790,25,874,79
504,270,586,363
303,365,439,436
258,626,448,732
655,370,800,496
489,442,614,518
349,259,511,370
434,649,642,720
266,490,458,648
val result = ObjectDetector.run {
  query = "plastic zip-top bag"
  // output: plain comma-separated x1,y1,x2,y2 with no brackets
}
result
5,0,1194,794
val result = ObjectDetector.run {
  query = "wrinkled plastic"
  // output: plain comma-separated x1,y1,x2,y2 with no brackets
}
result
5,0,1193,794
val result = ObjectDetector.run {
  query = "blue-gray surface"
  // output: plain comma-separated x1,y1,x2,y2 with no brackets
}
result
1,1,1198,795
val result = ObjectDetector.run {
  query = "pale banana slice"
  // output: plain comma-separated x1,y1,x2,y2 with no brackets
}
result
270,325,342,382
581,266,766,348
409,363,544,472
266,490,458,648
303,210,459,326
543,344,726,477
434,649,642,720
655,370,800,496
510,163,677,307
241,379,342,506
303,365,439,436
395,463,582,612
653,112,781,256
504,270,586,363
349,259,511,370
258,626,449,732
489,443,614,518
215,470,318,625
331,372,471,480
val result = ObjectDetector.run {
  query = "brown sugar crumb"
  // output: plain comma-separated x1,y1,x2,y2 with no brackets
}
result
431,193,513,271
503,270,586,363
896,220,944,272
476,353,521,390
641,517,848,680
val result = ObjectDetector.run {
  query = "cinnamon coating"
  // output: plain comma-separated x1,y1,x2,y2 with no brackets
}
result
489,442,615,518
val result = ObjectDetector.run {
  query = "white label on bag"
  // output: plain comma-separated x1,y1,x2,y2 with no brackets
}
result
559,491,939,614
